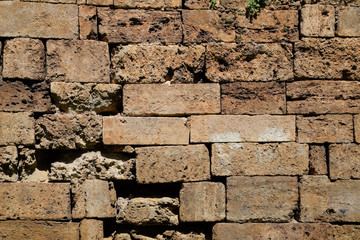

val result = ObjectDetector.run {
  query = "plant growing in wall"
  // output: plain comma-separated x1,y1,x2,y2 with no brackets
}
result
246,0,266,18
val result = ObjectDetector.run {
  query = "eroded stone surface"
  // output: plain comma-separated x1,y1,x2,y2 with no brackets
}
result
329,144,360,180
338,7,360,37
87,0,113,5
114,0,181,8
0,146,18,182
79,5,98,40
80,219,103,240
300,4,335,37
309,145,328,175
0,112,34,146
184,0,216,9
355,115,360,143
124,230,206,240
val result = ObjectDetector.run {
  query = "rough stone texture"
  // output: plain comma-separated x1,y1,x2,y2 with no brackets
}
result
21,0,76,3
221,82,285,114
79,5,98,40
184,0,216,9
47,40,110,83
50,151,135,181
227,176,298,222
206,43,293,82
136,145,210,184
116,197,179,225
103,117,188,145
17,147,49,183
297,115,353,143
3,38,45,80
309,145,328,175
98,9,182,44
300,4,335,37
159,231,205,240
80,219,103,240
35,113,102,149
294,38,360,80
219,0,246,10
114,0,181,9
300,175,360,222
0,221,79,240
111,45,205,84
51,82,121,114
0,146,18,182
0,112,35,146
329,144,360,180
355,115,360,143
338,7,360,37
0,2,78,39
333,225,360,240
302,0,360,5
87,0,113,5
190,115,295,143
212,143,309,176
0,183,71,220
123,84,220,116
72,180,116,219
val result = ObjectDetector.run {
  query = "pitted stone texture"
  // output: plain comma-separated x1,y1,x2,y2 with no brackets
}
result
0,146,18,182
0,183,71,220
333,225,360,240
300,4,335,37
180,182,225,222
80,219,103,240
355,115,360,143
98,9,182,44
227,176,298,222
51,82,121,114
79,5,98,40
297,115,353,143
72,180,116,219
184,0,217,9
329,144,360,180
114,0,181,8
158,231,205,240
300,175,360,222
124,84,219,116
17,147,48,183
116,197,179,225
221,82,285,114
0,2,78,39
3,38,45,80
302,0,360,5
111,45,205,84
35,113,102,149
0,221,79,240
136,145,210,184
103,117,188,145
212,143,308,176
206,43,293,82
0,112,35,146
294,38,360,80
309,145,328,175
47,40,109,83
50,151,135,181
87,0,113,5
190,115,295,143
338,7,360,36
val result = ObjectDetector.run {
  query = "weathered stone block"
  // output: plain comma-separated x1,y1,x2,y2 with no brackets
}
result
206,43,293,82
333,225,360,240
0,183,71,220
221,82,285,114
302,0,360,5
21,0,76,3
80,219,103,240
79,5,98,40
309,145,328,175
0,2,78,39
114,0,181,8
184,0,217,9
227,176,298,222
103,117,189,145
17,147,49,183
355,115,360,143
123,84,220,116
0,112,34,146
338,7,360,36
329,144,360,180
219,0,246,10
0,146,18,182
300,175,360,222
111,45,205,84
190,115,295,143
212,143,308,176
297,115,353,143
47,40,109,83
87,0,113,5
301,4,335,37
98,8,182,44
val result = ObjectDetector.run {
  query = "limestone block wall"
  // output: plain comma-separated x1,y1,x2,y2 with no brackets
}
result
0,0,360,239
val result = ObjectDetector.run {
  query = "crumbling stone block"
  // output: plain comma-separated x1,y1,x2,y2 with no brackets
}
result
300,4,335,37
309,145,328,175
79,5,98,40
329,144,360,180
0,146,18,182
80,219,103,240
17,147,48,183
0,112,35,146
114,0,181,9
338,7,360,37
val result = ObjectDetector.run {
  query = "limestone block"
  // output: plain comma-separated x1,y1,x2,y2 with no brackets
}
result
80,219,103,240
337,7,360,37
0,146,18,182
301,4,335,37
0,112,35,146
329,144,360,180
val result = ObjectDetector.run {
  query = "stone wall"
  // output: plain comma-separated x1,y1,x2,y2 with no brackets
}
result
0,0,360,239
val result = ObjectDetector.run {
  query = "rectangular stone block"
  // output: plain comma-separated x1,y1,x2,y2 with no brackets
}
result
0,112,34,146
300,4,335,37
355,115,360,143
22,0,76,3
115,0,181,8
338,7,360,36
136,145,210,184
103,117,189,145
206,43,293,82
0,146,18,182
329,144,360,180
98,8,182,44
221,82,285,114
80,219,103,240
87,0,113,5
0,2,78,39
297,115,353,143
309,145,328,175
79,5,98,40
0,183,71,220
123,84,220,116
227,176,298,222
300,175,360,222
212,143,308,176
190,115,295,143
184,0,215,9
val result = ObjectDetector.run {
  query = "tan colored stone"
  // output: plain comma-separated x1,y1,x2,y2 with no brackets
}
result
115,0,181,8
0,2,77,39
338,7,360,37
206,43,293,82
79,5,98,40
184,0,217,9
212,143,308,176
297,115,353,143
190,115,295,143
35,113,102,149
80,219,103,240
0,146,18,182
136,145,210,184
219,0,246,10
303,0,360,5
221,82,285,114
116,197,179,225
124,84,220,116
3,38,45,80
333,225,360,240
0,221,79,240
329,144,360,180
227,176,298,222
0,112,34,146
309,145,328,175
0,42,2,81
294,38,360,80
300,175,360,222
103,116,189,145
17,147,48,183
87,0,113,5
0,183,71,220
160,231,206,240
115,233,132,240
355,115,360,143
111,45,205,84
301,4,335,37
21,0,76,3
98,8,182,44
